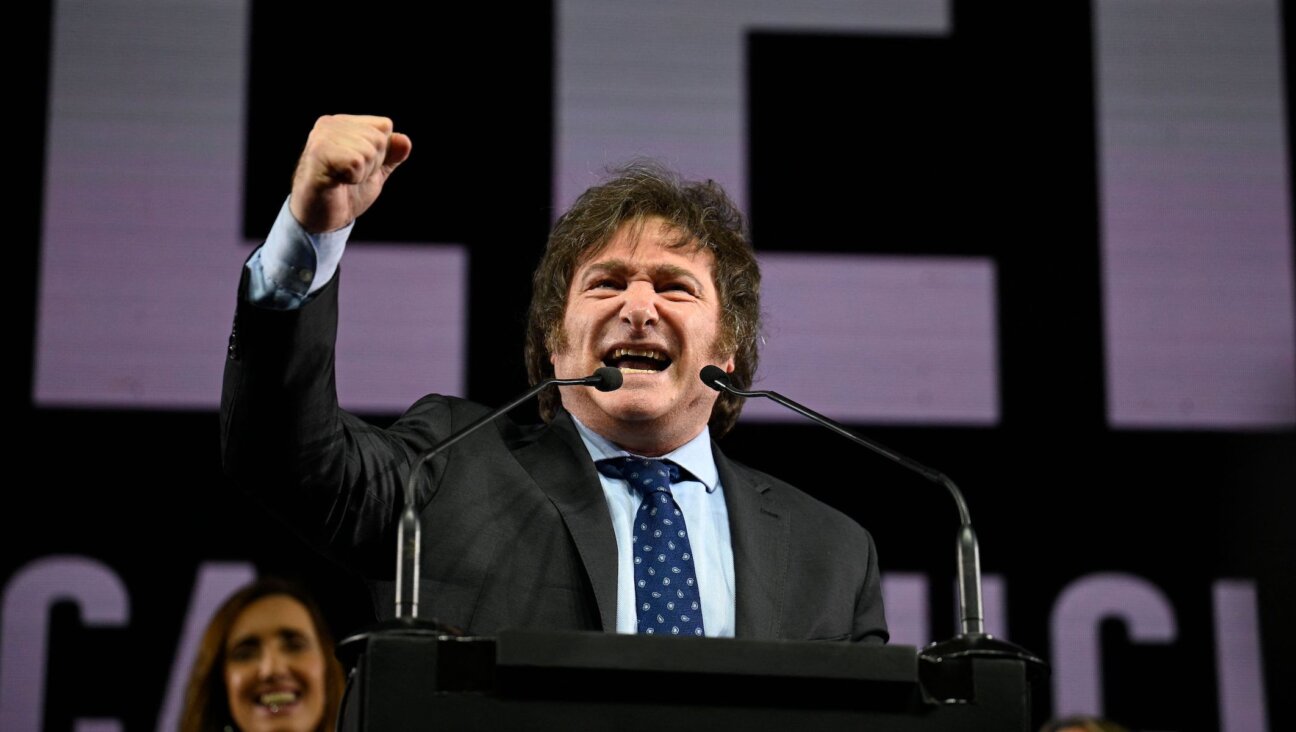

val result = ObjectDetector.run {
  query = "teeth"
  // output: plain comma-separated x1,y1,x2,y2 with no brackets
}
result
612,348,666,361
620,367,658,374
260,691,297,706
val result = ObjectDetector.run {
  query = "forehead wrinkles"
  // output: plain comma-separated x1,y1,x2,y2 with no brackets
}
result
573,215,704,274
548,217,713,355
580,259,706,291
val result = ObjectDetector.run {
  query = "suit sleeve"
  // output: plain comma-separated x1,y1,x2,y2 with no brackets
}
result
220,266,450,576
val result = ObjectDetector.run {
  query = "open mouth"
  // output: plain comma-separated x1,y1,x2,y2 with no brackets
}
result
603,347,672,374
257,690,300,713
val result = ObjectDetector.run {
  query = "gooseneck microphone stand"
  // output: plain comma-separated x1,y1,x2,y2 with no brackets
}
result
393,367,624,626
699,366,1044,686
337,367,624,680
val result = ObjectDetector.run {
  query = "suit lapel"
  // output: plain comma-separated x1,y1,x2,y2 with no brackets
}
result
716,445,788,640
512,411,619,632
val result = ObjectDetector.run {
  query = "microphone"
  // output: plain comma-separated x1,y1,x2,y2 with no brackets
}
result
588,366,624,391
700,365,1043,673
395,367,622,622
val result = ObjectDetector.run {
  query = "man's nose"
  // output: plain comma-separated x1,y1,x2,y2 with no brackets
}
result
620,282,659,329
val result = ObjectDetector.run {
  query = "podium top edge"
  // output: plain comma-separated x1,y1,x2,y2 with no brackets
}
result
493,630,919,683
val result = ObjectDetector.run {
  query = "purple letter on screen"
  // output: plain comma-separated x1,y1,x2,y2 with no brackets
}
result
1094,0,1295,429
35,0,467,412
750,254,999,425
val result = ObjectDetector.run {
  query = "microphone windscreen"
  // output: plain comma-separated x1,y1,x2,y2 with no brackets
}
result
593,366,624,392
699,365,729,391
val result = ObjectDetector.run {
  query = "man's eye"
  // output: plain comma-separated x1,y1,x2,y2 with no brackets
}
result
660,282,694,294
591,279,620,289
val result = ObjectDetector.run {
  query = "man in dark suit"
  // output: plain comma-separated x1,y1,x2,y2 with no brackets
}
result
222,115,887,643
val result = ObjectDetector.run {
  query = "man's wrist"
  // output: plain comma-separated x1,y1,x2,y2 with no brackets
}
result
244,196,353,308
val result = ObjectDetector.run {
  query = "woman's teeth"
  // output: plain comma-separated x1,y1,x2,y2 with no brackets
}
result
259,691,298,712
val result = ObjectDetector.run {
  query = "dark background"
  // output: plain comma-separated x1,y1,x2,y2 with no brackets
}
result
9,2,1294,730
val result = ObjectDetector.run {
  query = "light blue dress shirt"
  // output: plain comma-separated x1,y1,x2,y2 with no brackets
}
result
246,199,738,636
569,416,736,637
245,197,351,309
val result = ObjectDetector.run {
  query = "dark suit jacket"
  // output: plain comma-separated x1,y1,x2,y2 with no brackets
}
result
221,271,887,643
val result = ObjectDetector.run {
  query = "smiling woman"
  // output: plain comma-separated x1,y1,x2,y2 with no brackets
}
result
179,578,345,732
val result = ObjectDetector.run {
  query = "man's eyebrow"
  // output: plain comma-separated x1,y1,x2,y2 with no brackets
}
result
581,259,705,290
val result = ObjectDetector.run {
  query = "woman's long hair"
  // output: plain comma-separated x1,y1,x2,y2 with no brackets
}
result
178,577,345,732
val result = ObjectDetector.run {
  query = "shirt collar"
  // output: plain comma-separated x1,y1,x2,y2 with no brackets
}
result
569,414,720,493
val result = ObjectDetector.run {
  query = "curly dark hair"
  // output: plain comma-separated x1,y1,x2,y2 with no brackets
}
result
179,577,345,732
525,160,761,437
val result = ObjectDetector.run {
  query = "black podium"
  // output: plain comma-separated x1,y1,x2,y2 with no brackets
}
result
337,628,1038,731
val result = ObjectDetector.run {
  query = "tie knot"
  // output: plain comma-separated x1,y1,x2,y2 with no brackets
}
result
596,457,682,495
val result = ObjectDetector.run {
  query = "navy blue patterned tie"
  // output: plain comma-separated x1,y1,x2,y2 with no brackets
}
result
596,457,706,637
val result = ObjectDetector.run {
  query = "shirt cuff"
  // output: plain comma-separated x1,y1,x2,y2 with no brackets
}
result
244,196,354,309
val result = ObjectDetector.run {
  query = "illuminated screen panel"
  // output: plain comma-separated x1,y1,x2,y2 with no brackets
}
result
33,0,467,411
33,0,1295,432
747,254,999,425
1095,0,1296,428
556,0,950,214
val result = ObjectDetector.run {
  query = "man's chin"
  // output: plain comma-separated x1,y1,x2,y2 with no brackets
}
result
592,393,668,421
